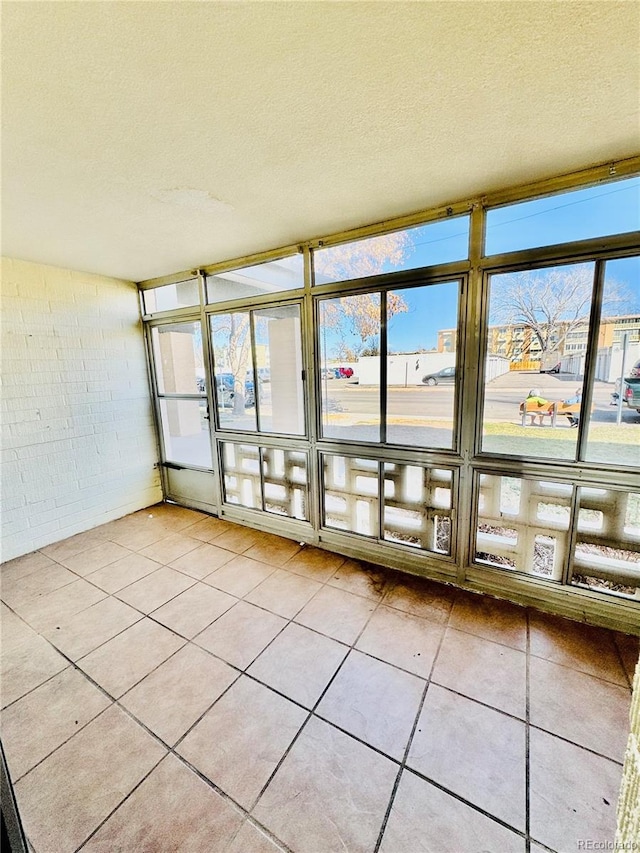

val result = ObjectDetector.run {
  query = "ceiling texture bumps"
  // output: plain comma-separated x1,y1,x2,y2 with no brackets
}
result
2,1,638,282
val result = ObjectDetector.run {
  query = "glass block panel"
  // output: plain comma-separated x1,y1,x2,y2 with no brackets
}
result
221,443,262,510
475,474,572,580
383,464,453,554
262,448,309,521
210,312,257,431
313,216,469,285
143,279,199,313
322,454,379,537
254,305,305,435
158,399,212,468
485,176,640,255
207,255,303,303
152,321,204,395
572,487,640,600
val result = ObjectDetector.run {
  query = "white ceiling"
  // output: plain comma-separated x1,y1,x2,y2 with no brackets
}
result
2,1,638,283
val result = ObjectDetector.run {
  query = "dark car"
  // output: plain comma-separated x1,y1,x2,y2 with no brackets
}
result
540,362,561,374
421,366,456,386
215,373,255,408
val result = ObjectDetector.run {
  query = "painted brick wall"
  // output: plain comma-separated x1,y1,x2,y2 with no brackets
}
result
1,257,162,561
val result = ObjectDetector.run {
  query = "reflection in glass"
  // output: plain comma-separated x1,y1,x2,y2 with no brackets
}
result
386,283,459,448
210,312,257,431
254,306,305,435
481,262,595,460
152,321,204,395
159,399,212,467
207,255,303,303
318,295,380,442
143,279,199,314
486,176,640,255
313,216,469,285
584,256,640,467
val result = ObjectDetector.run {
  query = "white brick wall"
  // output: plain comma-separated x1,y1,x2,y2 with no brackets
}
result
1,257,162,560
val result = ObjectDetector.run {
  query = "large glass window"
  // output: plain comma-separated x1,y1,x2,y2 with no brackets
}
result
313,216,469,285
481,262,596,460
485,176,640,255
206,255,303,303
143,279,199,314
318,282,461,448
151,322,205,395
210,304,305,436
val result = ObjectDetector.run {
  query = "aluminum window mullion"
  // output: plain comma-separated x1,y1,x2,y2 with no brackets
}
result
380,291,388,445
576,260,605,462
248,310,261,432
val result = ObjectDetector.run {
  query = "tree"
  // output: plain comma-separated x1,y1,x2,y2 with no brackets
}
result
314,230,414,282
489,264,633,361
210,313,251,415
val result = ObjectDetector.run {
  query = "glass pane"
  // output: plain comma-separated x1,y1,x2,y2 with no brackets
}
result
210,312,257,431
254,306,305,435
143,279,199,313
221,443,261,510
152,321,204,395
313,216,469,285
475,475,572,580
206,255,303,303
322,454,379,537
383,464,452,554
584,256,640,467
481,262,595,460
486,176,640,255
572,488,640,600
262,448,309,520
159,399,212,467
386,283,459,448
318,294,380,442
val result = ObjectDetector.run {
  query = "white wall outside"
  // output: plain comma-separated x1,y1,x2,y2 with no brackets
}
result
1,258,162,561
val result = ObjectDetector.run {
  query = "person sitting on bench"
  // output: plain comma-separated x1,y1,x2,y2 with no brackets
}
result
562,388,582,427
524,389,552,425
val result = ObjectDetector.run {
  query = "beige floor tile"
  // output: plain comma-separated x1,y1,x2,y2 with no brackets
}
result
248,622,348,709
408,685,526,830
529,610,627,685
1,667,111,780
177,676,306,808
1,632,69,709
141,504,207,531
43,596,142,660
19,579,107,633
432,627,526,718
104,518,171,551
170,542,235,579
383,575,456,625
529,656,631,762
244,569,322,619
328,558,389,600
1,551,57,584
78,618,185,698
213,526,265,554
115,566,196,613
295,585,377,645
181,516,236,542
151,583,237,639
120,644,238,746
613,631,639,685
86,552,161,593
355,605,444,678
14,704,166,853
283,545,346,581
81,753,244,853
54,541,132,576
194,601,287,670
253,717,397,853
204,554,276,597
379,769,525,853
1,563,78,611
226,821,285,853
530,728,622,852
39,529,109,562
139,532,203,564
317,649,424,759
243,533,302,567
1,604,38,653
448,591,527,650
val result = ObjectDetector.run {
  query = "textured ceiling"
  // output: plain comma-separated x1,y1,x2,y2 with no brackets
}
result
2,1,639,282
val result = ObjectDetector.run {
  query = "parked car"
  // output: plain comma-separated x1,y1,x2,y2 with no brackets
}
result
540,362,561,374
421,366,456,386
630,359,640,378
338,366,354,378
215,373,255,407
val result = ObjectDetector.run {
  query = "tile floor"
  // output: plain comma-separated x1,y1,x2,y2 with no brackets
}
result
1,503,637,853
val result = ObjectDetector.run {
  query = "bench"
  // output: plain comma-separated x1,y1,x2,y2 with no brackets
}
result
519,400,555,426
